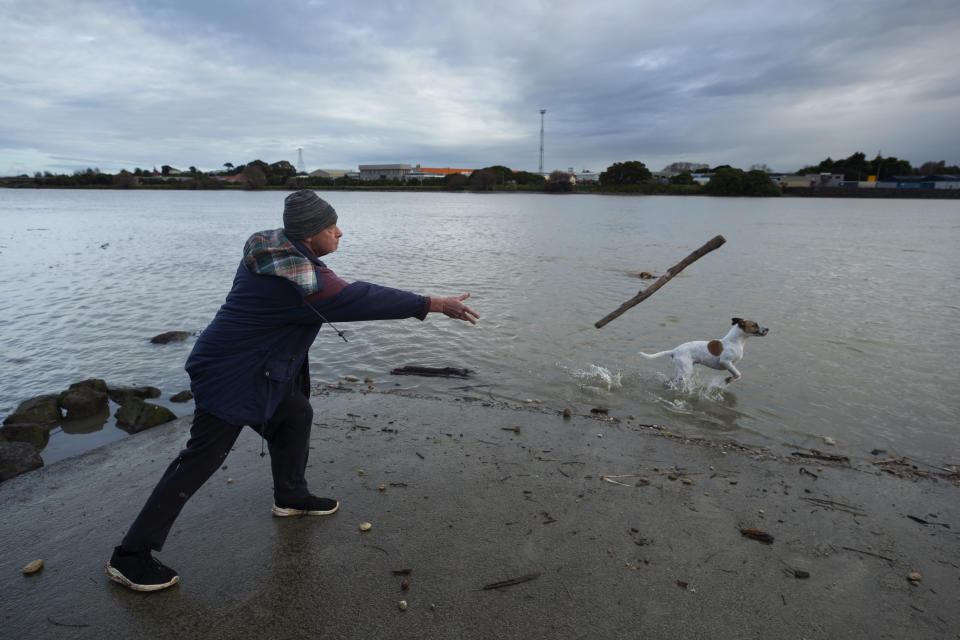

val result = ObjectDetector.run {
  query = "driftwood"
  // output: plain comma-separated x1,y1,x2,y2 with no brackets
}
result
595,235,726,329
482,572,541,590
390,366,471,378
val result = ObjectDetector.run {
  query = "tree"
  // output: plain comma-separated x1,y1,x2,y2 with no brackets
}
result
514,171,545,186
545,171,573,192
469,169,497,191
599,161,651,185
663,161,708,173
269,160,297,185
113,170,138,188
742,170,781,196
241,164,267,190
669,171,695,185
702,167,744,196
444,174,467,190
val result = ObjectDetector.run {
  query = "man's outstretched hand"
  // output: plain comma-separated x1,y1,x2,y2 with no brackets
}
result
430,293,480,325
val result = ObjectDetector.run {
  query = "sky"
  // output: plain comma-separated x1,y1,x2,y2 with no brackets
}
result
2,0,959,176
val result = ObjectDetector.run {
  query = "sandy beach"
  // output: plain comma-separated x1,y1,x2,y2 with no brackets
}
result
2,386,958,639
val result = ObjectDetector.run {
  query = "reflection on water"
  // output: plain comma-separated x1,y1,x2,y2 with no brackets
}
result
1,189,958,465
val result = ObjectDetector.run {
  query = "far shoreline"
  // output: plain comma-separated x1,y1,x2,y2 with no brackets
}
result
3,183,960,199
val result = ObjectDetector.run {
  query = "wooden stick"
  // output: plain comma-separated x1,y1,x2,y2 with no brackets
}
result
595,235,726,329
482,572,542,590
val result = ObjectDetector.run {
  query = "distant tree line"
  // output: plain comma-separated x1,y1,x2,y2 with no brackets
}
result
3,151,956,196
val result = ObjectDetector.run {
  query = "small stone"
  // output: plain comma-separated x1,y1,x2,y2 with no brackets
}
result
379,484,387,491
823,436,837,446
562,408,572,418
364,377,374,383
227,478,233,484
22,559,44,574
401,578,410,590
907,572,922,584
345,375,360,382
682,477,693,485
398,600,408,611
525,399,533,403
359,522,372,531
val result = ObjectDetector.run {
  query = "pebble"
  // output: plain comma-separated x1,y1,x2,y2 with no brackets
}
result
563,408,572,418
359,522,372,531
379,484,387,491
344,375,360,382
907,572,922,584
823,436,837,445
398,600,408,611
22,559,44,574
227,478,234,484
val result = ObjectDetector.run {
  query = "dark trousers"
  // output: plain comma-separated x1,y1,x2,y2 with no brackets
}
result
121,386,314,553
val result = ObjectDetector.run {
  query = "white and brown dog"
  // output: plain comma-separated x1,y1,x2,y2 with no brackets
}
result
640,318,769,385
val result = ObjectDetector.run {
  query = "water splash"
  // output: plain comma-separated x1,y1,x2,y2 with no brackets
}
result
572,363,623,395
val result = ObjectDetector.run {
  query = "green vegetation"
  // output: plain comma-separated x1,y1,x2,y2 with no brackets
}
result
3,150,955,197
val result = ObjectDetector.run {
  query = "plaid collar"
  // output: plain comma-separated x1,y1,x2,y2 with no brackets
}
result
242,229,321,295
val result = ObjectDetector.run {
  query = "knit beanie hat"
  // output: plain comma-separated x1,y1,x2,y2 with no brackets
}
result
283,190,338,240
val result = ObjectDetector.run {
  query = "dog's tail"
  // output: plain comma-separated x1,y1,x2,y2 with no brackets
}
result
639,350,673,359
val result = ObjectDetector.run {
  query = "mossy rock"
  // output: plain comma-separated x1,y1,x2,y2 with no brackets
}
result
150,331,192,344
115,397,176,433
108,386,162,405
170,390,194,403
0,442,43,482
59,387,109,420
3,394,62,426
0,424,50,451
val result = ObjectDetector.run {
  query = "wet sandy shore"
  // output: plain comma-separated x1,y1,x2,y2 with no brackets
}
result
2,386,958,639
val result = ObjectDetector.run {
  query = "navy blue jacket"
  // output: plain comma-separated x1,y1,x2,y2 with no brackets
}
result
185,229,427,426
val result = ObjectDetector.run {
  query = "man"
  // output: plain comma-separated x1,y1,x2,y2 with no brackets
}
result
106,190,479,592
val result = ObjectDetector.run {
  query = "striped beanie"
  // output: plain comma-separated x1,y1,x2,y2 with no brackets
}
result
283,190,338,240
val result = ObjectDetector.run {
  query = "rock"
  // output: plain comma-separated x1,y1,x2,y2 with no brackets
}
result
0,441,43,482
114,397,177,433
150,331,192,344
563,408,572,418
359,522,372,531
107,385,162,405
344,375,360,382
170,390,194,403
3,394,61,426
398,600,408,611
66,378,108,393
0,424,50,451
22,559,44,574
907,572,922,585
59,385,108,420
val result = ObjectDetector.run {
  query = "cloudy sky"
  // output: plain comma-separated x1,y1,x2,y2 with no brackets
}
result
2,0,959,176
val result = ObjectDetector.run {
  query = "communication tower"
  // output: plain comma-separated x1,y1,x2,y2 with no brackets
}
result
538,109,546,175
296,148,306,174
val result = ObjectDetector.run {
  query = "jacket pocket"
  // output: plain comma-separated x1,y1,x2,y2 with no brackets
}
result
262,352,297,384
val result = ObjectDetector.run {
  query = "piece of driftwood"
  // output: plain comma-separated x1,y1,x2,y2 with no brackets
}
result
740,527,775,544
595,235,726,329
390,366,472,378
792,450,850,464
482,572,542,590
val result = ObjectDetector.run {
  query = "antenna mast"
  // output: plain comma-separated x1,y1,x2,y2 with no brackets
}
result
538,109,546,174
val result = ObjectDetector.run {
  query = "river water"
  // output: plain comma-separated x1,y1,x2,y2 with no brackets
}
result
1,189,958,466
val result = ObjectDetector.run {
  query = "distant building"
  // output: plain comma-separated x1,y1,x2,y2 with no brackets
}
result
309,169,352,180
573,169,600,183
359,164,413,181
777,173,843,188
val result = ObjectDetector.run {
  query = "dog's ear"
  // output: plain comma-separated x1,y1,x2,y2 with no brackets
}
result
732,317,744,326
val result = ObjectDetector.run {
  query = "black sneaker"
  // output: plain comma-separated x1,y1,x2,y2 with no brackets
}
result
105,546,179,592
272,495,339,517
